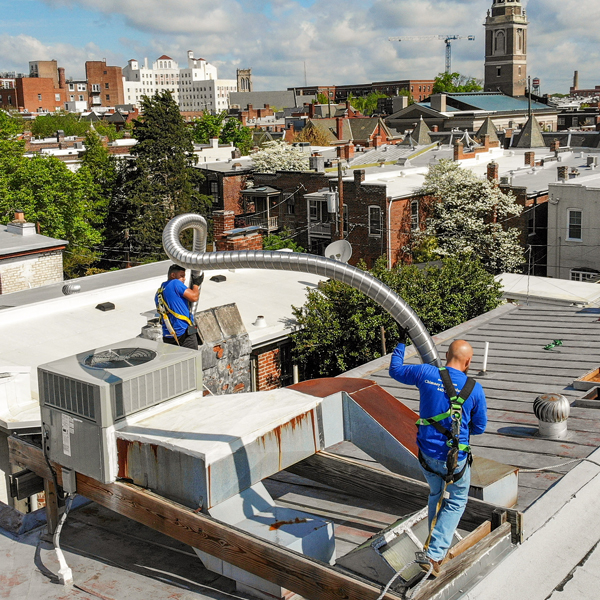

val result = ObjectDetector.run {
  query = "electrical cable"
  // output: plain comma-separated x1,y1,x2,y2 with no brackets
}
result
53,493,75,585
42,429,64,502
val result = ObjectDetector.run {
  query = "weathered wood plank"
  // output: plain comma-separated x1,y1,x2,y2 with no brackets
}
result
8,436,403,600
286,451,524,541
446,521,492,561
413,523,512,600
44,478,59,535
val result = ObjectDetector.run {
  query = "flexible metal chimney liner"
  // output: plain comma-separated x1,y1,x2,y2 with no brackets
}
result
163,213,440,366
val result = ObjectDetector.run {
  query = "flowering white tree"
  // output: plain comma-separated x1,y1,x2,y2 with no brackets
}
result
416,159,524,274
251,140,309,173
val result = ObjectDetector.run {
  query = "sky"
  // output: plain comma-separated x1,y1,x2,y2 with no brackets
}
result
0,0,598,94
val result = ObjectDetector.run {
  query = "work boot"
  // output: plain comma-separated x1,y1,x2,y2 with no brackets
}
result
419,557,441,578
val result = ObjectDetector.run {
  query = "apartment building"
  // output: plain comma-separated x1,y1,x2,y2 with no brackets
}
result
85,60,125,109
123,51,237,112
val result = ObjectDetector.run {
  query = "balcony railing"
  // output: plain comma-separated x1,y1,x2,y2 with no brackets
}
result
247,215,279,231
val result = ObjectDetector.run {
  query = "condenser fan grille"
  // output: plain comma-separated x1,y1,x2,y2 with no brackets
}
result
84,347,157,369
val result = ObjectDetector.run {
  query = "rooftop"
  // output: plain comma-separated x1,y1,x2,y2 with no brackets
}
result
0,225,68,257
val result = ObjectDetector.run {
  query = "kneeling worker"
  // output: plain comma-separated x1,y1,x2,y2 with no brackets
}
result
155,264,202,350
389,334,487,575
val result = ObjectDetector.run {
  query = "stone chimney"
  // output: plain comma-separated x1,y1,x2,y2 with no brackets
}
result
430,94,447,113
557,165,569,181
525,151,535,167
573,71,580,91
57,130,65,143
550,140,560,153
309,154,325,173
487,161,499,182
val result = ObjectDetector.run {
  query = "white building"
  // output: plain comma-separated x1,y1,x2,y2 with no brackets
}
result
122,51,237,113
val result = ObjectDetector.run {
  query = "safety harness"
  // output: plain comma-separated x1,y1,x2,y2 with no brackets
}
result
156,285,194,346
413,367,477,571
416,367,476,483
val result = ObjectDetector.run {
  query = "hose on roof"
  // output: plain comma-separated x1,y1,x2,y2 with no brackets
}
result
162,213,440,366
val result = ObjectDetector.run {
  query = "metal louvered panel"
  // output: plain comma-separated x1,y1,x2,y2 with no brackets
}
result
112,357,197,420
40,370,97,421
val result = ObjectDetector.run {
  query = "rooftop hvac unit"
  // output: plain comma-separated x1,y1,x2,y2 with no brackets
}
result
39,337,202,483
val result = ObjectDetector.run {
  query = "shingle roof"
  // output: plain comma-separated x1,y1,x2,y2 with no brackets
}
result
515,115,546,148
476,116,500,145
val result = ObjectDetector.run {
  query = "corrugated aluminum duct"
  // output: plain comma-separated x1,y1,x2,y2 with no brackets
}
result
163,213,440,366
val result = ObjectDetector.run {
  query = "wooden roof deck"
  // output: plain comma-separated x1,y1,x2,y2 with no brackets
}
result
365,304,600,511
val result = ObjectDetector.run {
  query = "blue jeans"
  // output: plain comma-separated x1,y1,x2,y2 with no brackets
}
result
420,453,471,562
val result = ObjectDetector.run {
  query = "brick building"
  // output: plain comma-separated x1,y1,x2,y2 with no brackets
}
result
0,212,67,295
86,60,125,109
290,79,436,104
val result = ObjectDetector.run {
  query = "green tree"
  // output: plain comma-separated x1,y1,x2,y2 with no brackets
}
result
30,113,90,138
77,130,118,232
433,72,482,94
192,112,226,143
106,91,211,263
348,92,388,115
315,92,329,104
263,227,305,252
220,118,254,155
415,160,524,274
291,256,502,378
1,155,102,277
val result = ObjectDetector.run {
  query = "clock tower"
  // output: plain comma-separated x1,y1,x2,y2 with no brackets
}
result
484,0,528,97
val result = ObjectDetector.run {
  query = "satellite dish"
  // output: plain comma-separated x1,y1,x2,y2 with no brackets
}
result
324,240,353,263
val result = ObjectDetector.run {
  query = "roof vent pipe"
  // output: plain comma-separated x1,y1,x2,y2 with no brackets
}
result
533,393,570,439
253,316,267,328
62,283,81,295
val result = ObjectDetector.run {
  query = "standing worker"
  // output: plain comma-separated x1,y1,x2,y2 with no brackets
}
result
155,264,203,350
389,334,487,575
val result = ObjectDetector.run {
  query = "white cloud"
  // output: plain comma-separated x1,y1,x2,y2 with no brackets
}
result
15,0,600,92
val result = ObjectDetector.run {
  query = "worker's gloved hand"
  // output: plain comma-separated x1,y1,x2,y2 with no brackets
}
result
397,328,409,345
190,272,204,287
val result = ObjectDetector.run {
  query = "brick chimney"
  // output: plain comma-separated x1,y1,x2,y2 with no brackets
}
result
217,232,263,252
336,117,344,141
213,210,235,239
354,169,365,185
525,151,535,167
308,103,314,118
373,135,382,149
58,67,66,89
57,129,65,143
487,161,499,182
337,143,355,162
454,140,464,161
431,125,439,133
557,165,569,181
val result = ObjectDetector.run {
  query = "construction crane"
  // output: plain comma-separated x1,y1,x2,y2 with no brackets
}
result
388,35,476,74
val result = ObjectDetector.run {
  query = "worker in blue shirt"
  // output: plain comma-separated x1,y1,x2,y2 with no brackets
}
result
389,335,487,574
155,264,202,350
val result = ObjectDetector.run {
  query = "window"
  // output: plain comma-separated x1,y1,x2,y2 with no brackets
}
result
70,95,74,101
106,94,110,101
77,83,86,91
497,66,502,77
567,209,582,241
92,84,100,92
571,268,600,282
286,194,295,215
79,95,84,102
210,181,219,202
309,199,328,223
38,94,42,101
411,199,419,231
369,205,382,237
55,94,60,101
105,82,110,89
69,83,75,91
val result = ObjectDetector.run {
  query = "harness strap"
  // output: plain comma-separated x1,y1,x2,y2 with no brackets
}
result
157,287,194,327
418,450,472,484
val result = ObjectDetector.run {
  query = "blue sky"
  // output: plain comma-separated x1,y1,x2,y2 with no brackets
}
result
0,0,598,93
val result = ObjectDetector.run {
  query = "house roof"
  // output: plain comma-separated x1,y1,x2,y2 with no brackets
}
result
344,302,600,512
157,55,173,60
476,116,501,144
446,92,553,113
229,91,315,110
0,225,67,257
307,117,391,144
515,114,547,148
400,117,432,146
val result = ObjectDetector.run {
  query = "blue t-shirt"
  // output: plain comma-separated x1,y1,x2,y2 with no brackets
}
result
389,343,487,461
155,279,192,338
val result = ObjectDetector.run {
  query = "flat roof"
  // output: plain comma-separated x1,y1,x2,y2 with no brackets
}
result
0,225,67,257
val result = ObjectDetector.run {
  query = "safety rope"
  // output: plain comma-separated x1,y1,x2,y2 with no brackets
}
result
520,457,600,473
376,560,433,600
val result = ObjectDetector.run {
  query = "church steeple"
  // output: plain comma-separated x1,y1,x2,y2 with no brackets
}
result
484,0,528,97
